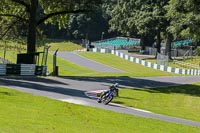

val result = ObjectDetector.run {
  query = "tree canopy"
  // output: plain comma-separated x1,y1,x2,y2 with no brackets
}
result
166,0,200,40
1,0,200,60
0,0,101,56
108,0,169,51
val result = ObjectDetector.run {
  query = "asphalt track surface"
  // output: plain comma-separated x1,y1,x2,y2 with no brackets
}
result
52,51,124,72
0,76,200,127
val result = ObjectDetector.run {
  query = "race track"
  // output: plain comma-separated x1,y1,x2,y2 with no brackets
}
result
52,51,124,73
0,76,200,127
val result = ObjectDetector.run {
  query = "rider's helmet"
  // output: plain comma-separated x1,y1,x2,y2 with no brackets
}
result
113,83,119,88
109,83,119,91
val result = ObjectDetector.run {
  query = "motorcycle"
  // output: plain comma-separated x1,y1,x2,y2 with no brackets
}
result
97,84,119,105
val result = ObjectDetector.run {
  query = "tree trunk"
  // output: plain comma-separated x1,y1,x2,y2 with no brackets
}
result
140,35,145,50
155,30,161,58
165,32,173,59
27,0,38,54
156,30,161,53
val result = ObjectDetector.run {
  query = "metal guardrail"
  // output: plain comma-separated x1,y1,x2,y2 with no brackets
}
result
0,64,47,76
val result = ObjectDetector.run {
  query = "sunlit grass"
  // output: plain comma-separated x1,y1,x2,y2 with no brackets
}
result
113,82,200,121
79,52,175,77
45,41,82,51
47,54,95,76
0,87,199,132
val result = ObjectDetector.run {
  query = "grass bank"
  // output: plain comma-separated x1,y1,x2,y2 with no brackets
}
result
0,87,199,132
113,82,200,121
46,41,82,51
47,54,95,76
79,52,175,77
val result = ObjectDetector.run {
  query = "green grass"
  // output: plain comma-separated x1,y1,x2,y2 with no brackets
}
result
46,41,82,51
0,41,82,65
47,54,95,76
0,40,26,63
0,50,19,63
0,87,199,132
185,56,200,65
1,41,200,131
79,52,176,77
0,40,26,50
113,82,200,121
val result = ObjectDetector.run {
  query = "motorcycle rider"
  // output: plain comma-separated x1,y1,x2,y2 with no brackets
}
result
97,83,119,103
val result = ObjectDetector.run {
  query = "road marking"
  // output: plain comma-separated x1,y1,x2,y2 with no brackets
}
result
84,90,105,98
132,108,152,113
59,98,89,106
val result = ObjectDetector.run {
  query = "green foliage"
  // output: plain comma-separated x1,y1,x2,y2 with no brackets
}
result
194,47,200,56
1,0,200,54
109,0,168,36
107,0,170,51
166,0,200,40
0,0,101,54
67,11,109,40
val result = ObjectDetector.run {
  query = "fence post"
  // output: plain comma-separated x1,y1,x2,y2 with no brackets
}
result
53,49,59,76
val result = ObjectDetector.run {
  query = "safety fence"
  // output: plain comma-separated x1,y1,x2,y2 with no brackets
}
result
90,48,200,76
0,64,47,76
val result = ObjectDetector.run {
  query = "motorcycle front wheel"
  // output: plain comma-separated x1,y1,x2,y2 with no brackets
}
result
102,95,113,105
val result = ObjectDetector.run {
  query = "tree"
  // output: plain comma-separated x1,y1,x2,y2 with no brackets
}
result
166,0,200,41
108,0,169,52
164,0,200,58
194,47,200,56
0,0,101,63
67,10,109,41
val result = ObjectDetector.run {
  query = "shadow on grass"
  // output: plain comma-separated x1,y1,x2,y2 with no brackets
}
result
112,101,125,104
117,96,139,101
134,84,200,97
0,92,13,96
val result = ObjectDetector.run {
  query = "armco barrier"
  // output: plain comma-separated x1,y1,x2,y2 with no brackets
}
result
0,64,6,75
90,48,200,76
0,64,47,76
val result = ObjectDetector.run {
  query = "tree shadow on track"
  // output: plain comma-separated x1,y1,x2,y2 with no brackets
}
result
0,76,87,98
0,76,69,85
59,76,200,97
0,76,199,98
